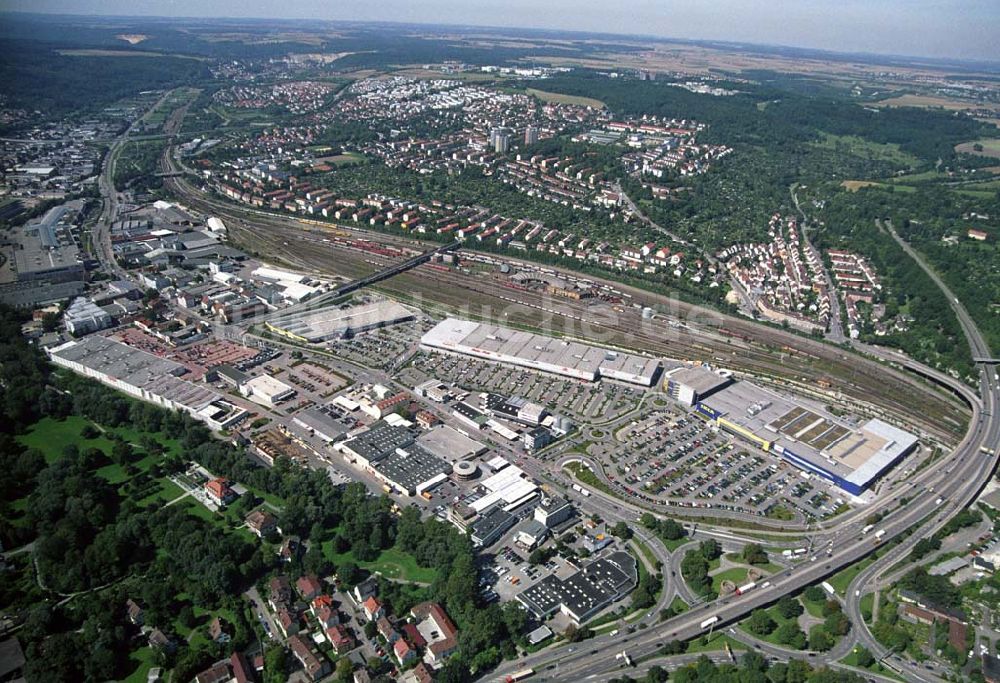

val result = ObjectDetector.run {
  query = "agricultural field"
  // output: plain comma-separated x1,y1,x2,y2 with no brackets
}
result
955,138,1000,158
525,87,606,109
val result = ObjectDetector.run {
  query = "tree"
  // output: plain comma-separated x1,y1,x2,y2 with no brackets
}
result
501,601,528,640
610,521,632,540
747,609,777,636
337,562,361,587
41,311,59,332
646,665,668,682
335,657,354,682
810,624,834,651
776,595,804,619
263,644,286,683
803,585,826,603
658,518,685,540
80,424,100,439
698,539,721,561
640,512,657,529
854,646,875,667
742,543,769,565
775,622,807,649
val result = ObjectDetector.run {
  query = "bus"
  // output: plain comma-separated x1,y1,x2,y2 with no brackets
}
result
505,669,535,682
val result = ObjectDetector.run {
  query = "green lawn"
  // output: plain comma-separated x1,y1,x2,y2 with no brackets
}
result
686,632,747,654
18,416,115,464
122,646,159,683
669,596,689,614
322,543,438,584
631,537,660,570
137,478,187,506
828,556,875,595
860,593,874,623
801,592,826,618
712,567,751,594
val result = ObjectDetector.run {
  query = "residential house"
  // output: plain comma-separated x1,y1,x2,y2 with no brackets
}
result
208,617,232,644
230,651,254,683
288,634,330,681
400,662,435,683
194,662,231,683
276,607,300,638
393,638,416,665
362,596,384,622
376,616,399,643
246,509,279,537
326,624,355,655
147,628,175,653
125,598,144,626
268,576,292,610
411,602,459,664
352,577,378,604
296,575,323,601
205,477,236,506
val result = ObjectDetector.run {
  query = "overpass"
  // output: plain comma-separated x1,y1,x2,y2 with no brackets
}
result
253,240,461,325
974,357,999,364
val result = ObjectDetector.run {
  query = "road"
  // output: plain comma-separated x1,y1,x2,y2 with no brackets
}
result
92,89,177,278
838,221,1000,683
790,184,846,343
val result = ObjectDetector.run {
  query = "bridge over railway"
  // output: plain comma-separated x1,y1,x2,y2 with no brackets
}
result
255,240,461,324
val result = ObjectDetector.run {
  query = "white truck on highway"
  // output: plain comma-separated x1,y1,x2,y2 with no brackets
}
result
736,581,757,595
861,524,874,535
700,616,720,630
874,529,886,543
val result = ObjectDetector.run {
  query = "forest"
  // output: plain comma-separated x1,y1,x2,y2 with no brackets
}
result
0,40,210,122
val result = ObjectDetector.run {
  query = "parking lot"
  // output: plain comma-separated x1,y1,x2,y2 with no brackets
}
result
326,319,434,369
408,351,643,422
585,409,851,522
480,544,578,604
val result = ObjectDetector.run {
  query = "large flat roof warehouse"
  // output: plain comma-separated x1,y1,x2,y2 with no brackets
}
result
421,318,661,386
695,380,918,495
370,445,451,496
416,425,488,462
516,551,638,624
266,300,415,343
47,336,240,428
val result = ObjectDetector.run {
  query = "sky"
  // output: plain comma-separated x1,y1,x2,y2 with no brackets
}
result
3,0,999,62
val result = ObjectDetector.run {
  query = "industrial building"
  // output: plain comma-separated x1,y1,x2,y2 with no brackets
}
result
416,425,488,462
1,203,87,307
265,300,414,343
292,405,355,443
517,551,638,625
663,365,733,407
421,318,662,386
337,422,451,496
63,297,113,335
239,375,296,407
534,495,573,528
47,336,248,431
694,380,918,495
469,461,539,514
470,506,517,547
